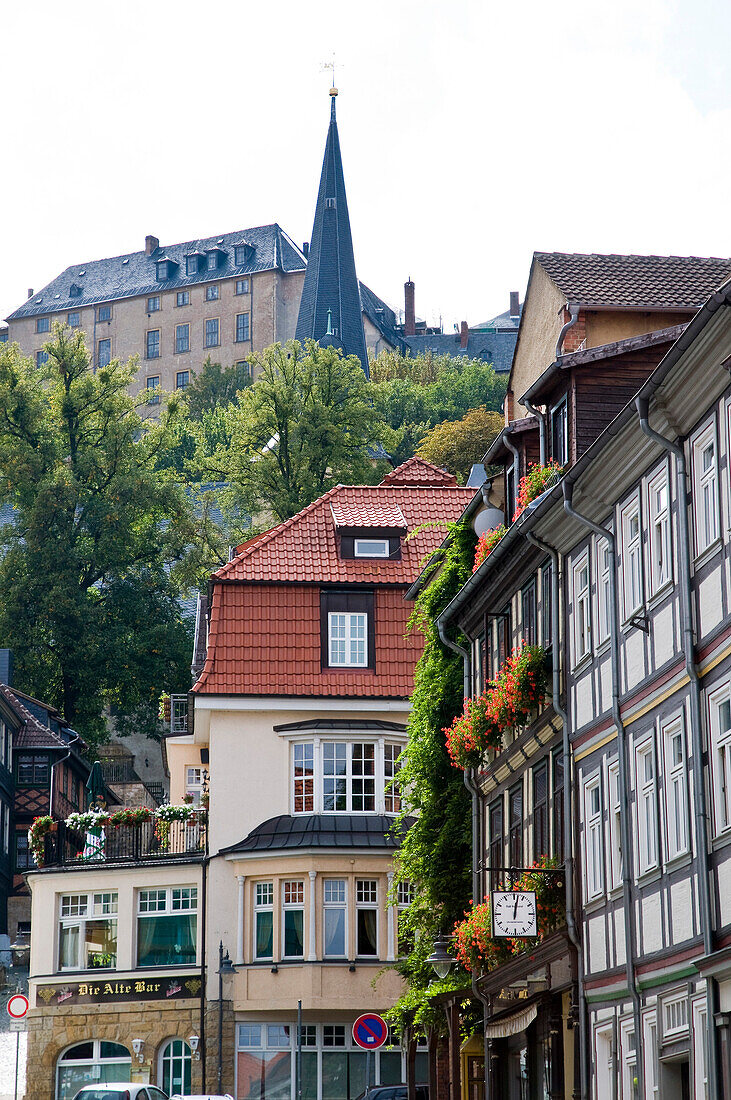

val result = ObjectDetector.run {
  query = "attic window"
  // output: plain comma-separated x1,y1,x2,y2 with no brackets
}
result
157,261,169,281
234,244,254,266
354,539,390,558
325,197,337,210
69,284,82,298
186,255,200,276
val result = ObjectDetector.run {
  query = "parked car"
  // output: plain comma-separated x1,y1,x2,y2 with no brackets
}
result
73,1086,168,1100
354,1086,429,1100
170,1096,234,1100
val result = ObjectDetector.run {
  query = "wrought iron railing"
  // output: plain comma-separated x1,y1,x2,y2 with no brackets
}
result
42,817,207,867
99,759,138,784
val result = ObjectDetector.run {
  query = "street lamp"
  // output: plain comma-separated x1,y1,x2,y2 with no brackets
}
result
426,934,454,980
217,941,237,1094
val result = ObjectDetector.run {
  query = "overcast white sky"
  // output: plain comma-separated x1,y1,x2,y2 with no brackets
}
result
2,0,731,332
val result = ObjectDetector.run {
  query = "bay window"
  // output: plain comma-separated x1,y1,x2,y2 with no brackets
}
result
290,739,405,814
692,421,720,555
137,886,197,967
636,739,659,875
356,879,378,957
59,892,118,970
383,743,401,813
323,879,347,958
282,880,304,958
662,717,689,860
293,743,314,811
254,882,274,960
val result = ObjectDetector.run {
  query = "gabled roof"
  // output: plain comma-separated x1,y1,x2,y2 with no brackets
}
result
534,251,731,310
7,224,306,320
0,683,77,750
330,500,407,532
380,456,457,487
295,94,369,375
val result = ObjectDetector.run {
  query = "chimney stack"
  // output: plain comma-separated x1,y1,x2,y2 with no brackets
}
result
303,242,310,258
510,291,520,319
27,288,33,299
0,648,13,686
404,278,416,337
460,321,469,349
145,235,159,256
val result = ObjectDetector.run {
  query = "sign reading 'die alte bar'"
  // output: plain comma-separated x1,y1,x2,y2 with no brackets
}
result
37,974,203,1007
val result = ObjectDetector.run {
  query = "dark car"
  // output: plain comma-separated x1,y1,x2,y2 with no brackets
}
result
354,1087,429,1100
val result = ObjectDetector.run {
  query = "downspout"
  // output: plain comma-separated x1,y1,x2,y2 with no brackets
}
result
523,399,547,466
562,480,644,1097
526,531,588,1100
636,395,720,1099
555,302,580,359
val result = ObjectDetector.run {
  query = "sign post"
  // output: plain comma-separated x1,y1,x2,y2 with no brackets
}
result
7,993,29,1100
352,1013,388,1095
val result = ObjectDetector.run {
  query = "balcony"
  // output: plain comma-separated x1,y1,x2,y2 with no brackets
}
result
39,816,207,868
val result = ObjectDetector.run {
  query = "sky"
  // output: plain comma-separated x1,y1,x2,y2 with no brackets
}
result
2,0,731,333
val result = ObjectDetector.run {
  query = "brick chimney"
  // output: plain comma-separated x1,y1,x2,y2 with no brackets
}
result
145,235,159,256
510,291,520,319
404,278,416,336
460,321,469,349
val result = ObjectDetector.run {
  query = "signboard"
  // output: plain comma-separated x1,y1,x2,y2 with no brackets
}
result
6,994,29,1019
352,1013,388,1050
35,974,202,1007
9,1020,26,1032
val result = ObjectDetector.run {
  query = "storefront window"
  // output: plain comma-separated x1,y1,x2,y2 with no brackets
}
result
159,1038,192,1096
137,886,197,967
56,1041,130,1100
58,893,118,970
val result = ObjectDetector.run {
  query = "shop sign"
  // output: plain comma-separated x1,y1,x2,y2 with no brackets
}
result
36,974,202,1007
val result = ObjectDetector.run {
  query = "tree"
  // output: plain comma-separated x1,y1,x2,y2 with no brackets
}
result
212,340,391,522
416,406,504,483
186,357,253,419
0,327,205,748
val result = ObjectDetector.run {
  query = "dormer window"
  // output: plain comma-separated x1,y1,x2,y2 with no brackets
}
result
234,243,255,266
354,539,389,558
321,591,374,670
186,254,201,276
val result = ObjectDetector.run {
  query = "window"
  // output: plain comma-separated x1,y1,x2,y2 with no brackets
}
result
254,882,274,959
644,1016,659,1100
584,776,603,899
185,766,205,805
541,563,552,649
236,277,250,294
551,397,568,466
176,291,190,307
235,360,253,382
205,285,219,302
98,305,112,322
67,311,80,327
323,742,374,810
291,739,402,814
532,761,548,859
36,316,50,333
711,684,731,834
59,892,118,970
206,252,218,271
496,605,511,672
146,330,160,359
235,246,249,266
552,749,564,862
508,782,523,868
147,296,160,313
384,743,401,813
282,880,304,958
159,1039,191,1097
596,536,612,645
175,323,190,353
522,579,537,645
137,886,197,966
693,422,720,555
205,318,220,347
146,376,160,404
620,1023,639,1100
607,760,622,890
693,1000,709,1100
98,338,111,368
356,879,378,956
636,739,659,875
176,371,190,390
185,256,199,276
328,613,367,667
15,832,30,871
36,349,48,368
663,717,689,860
156,261,169,281
323,879,347,957
57,1041,131,1100
662,993,688,1039
572,553,592,665
621,497,643,619
397,882,415,956
235,312,250,342
488,796,504,888
293,743,314,811
648,467,672,594
353,539,389,557
17,753,49,786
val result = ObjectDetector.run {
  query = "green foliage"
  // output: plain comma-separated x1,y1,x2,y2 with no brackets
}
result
211,340,390,522
0,327,207,749
387,522,478,1038
186,356,253,419
416,407,504,483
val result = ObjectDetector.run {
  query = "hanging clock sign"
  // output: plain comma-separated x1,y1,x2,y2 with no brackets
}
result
491,891,538,938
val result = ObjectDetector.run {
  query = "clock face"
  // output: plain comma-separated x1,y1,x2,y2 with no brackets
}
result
491,891,538,938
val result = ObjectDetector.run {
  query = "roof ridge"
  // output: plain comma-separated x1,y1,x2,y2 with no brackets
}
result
0,683,68,746
534,249,731,263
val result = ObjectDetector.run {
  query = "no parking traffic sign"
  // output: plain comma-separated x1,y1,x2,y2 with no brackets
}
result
352,1013,388,1050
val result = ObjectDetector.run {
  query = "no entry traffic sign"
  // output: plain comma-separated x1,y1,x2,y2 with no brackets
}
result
7,994,29,1019
352,1013,388,1050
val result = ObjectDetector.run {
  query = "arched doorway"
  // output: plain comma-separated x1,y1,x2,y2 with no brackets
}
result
158,1038,192,1096
56,1041,131,1100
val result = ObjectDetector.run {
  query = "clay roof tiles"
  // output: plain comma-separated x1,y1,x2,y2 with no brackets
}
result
380,456,457,487
330,500,407,531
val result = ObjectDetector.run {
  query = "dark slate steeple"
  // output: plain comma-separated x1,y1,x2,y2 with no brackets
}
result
296,89,370,377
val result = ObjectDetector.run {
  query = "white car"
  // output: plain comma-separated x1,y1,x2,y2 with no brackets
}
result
73,1085,168,1100
170,1095,233,1100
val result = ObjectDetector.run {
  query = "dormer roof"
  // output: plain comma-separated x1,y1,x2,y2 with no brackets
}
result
330,500,407,533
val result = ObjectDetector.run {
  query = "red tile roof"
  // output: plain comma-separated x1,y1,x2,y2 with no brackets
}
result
0,683,70,749
330,500,407,531
380,457,458,486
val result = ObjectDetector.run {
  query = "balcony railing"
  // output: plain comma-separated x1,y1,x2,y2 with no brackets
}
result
41,817,207,868
170,694,188,734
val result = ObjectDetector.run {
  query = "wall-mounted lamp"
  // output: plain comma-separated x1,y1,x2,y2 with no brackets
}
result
131,1039,144,1063
188,1034,200,1060
270,964,279,974
348,963,356,973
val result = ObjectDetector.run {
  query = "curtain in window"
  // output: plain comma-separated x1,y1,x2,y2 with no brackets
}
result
137,914,196,966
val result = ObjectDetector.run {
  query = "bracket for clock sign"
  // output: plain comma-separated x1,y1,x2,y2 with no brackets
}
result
491,890,538,938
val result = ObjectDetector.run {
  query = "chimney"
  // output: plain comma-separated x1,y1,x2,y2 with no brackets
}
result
27,288,33,299
302,242,310,259
0,648,13,686
510,291,520,319
460,321,469,349
404,278,416,337
145,235,159,256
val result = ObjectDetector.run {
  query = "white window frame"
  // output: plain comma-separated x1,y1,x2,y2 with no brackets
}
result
384,742,401,813
620,1018,638,1100
643,1013,659,1100
635,737,659,876
583,774,604,901
594,1023,615,1100
322,878,347,959
595,535,612,646
253,881,274,961
281,880,305,960
662,715,689,861
661,991,689,1041
58,891,118,971
692,419,720,557
185,766,205,806
647,464,672,596
355,878,379,958
620,493,644,620
693,997,709,1100
290,739,406,815
328,611,367,667
709,681,731,835
606,759,622,891
353,538,390,558
572,551,592,667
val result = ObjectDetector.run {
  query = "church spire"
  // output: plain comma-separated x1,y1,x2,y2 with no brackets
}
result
295,88,370,377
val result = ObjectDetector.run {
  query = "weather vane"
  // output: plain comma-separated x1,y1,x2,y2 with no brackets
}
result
320,53,341,92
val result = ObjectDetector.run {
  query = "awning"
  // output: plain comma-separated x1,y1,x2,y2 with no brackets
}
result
484,1004,538,1039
